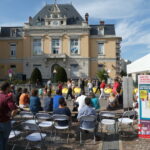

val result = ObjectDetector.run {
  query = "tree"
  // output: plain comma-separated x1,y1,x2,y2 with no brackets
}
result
30,68,42,84
96,69,109,82
53,66,67,83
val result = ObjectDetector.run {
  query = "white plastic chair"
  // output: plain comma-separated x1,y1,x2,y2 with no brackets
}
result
21,122,46,150
79,115,97,144
52,114,70,143
118,110,137,135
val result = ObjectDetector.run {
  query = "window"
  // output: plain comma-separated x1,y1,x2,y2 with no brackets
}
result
98,64,104,71
10,28,16,37
52,39,60,54
33,39,42,55
98,43,104,55
10,43,16,57
10,65,16,73
98,27,104,35
70,64,79,78
70,39,79,55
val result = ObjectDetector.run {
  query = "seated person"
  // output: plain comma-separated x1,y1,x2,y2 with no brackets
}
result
30,89,42,114
43,90,53,112
77,97,100,140
19,88,29,108
53,89,64,110
53,97,71,126
89,92,100,110
106,92,118,110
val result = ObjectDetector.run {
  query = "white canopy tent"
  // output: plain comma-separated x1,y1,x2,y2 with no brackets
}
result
127,53,150,74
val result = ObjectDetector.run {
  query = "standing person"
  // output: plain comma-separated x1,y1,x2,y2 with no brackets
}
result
47,79,52,89
87,80,93,94
29,89,42,114
0,82,18,150
53,89,64,110
15,87,22,106
95,79,101,94
58,81,63,95
75,91,86,112
112,78,120,95
99,80,106,100
80,78,85,93
66,79,74,100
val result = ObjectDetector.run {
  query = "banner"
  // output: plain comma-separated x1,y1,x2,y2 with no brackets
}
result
138,75,150,138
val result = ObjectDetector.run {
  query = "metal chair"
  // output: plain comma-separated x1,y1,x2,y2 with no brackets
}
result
99,111,117,137
20,111,34,119
21,122,47,150
118,110,137,136
52,114,70,143
79,115,97,144
35,113,53,137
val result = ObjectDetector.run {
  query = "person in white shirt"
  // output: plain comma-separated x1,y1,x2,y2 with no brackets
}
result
87,80,93,94
75,91,86,112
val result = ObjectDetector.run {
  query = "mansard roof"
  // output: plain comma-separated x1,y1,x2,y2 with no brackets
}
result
90,24,116,35
31,4,84,25
0,27,23,37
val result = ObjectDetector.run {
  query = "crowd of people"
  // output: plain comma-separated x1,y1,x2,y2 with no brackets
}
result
0,77,124,149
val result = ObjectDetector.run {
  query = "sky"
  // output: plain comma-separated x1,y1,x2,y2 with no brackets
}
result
0,0,150,62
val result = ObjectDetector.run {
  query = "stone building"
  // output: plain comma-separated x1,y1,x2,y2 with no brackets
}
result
0,3,121,80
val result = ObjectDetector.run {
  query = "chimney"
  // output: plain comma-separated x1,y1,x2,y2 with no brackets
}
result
29,16,32,25
100,20,105,25
85,13,89,24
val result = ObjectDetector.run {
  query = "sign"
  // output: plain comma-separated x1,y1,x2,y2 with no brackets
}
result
138,75,150,138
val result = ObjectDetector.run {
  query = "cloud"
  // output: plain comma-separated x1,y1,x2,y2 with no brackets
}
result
116,18,150,48
74,0,144,19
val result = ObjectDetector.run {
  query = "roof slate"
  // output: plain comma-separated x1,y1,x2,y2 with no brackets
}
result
0,27,23,37
31,4,84,25
90,25,115,35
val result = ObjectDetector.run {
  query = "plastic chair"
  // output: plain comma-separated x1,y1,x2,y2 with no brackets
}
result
118,110,137,135
52,114,70,143
79,115,97,144
21,122,46,150
99,111,117,136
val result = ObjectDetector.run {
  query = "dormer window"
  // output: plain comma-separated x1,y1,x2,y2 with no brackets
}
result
10,28,16,37
98,26,104,35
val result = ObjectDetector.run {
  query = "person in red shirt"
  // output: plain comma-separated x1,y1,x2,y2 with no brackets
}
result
112,78,120,94
0,82,18,150
99,80,106,99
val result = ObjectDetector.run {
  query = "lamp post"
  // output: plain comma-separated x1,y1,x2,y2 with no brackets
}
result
53,68,57,83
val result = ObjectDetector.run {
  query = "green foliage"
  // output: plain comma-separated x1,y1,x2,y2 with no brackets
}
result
120,70,127,77
96,69,109,82
30,68,42,84
53,66,67,83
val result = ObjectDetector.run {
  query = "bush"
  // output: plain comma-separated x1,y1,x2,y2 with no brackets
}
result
53,66,67,83
96,69,109,82
30,68,42,84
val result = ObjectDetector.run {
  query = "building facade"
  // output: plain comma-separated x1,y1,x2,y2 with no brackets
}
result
0,3,121,80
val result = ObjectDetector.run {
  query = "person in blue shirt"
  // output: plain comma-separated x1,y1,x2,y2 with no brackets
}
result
89,92,100,110
29,89,42,114
53,97,71,126
43,90,53,112
53,89,63,110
